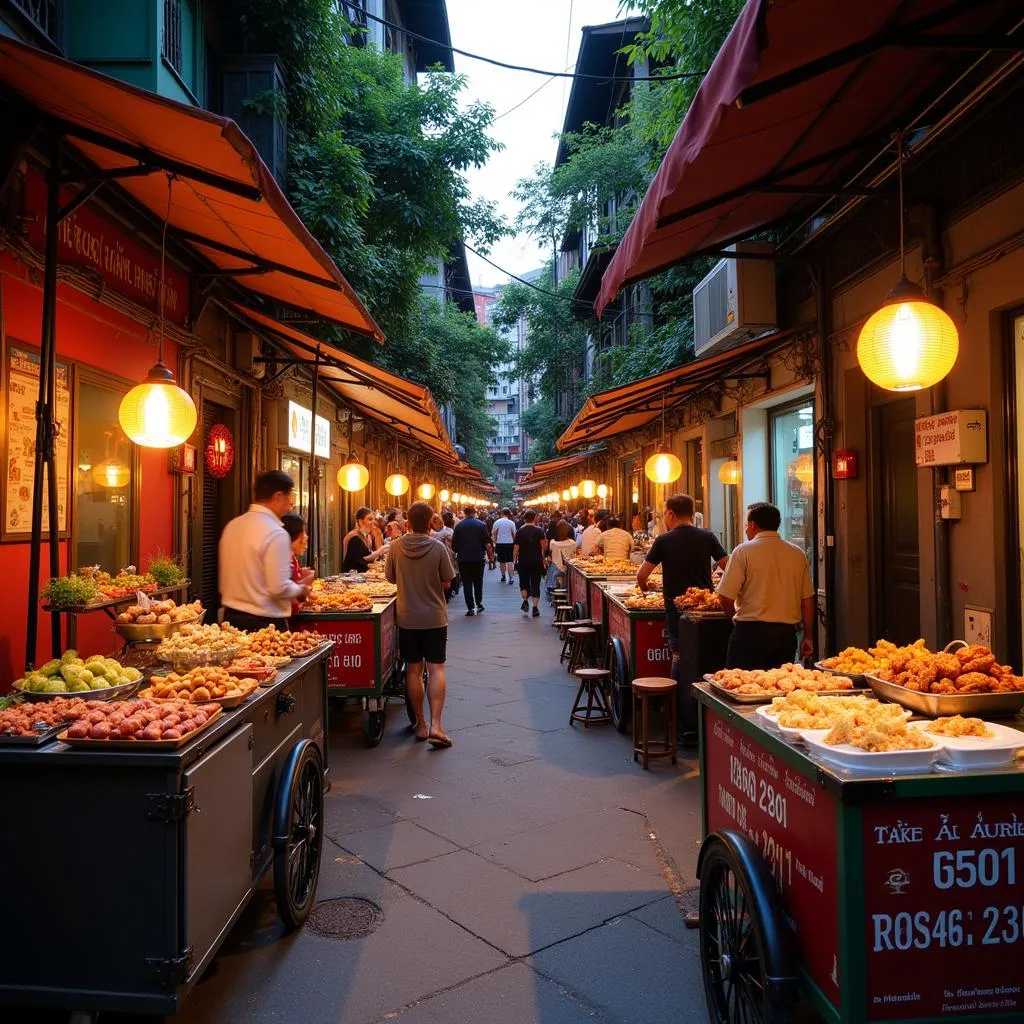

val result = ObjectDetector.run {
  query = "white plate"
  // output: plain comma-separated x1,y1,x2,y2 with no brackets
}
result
802,729,940,772
754,704,780,733
910,719,1024,768
755,699,909,740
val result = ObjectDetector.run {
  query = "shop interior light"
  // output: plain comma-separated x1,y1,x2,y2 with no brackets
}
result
596,483,608,499
580,479,597,499
792,453,814,485
856,134,958,392
644,394,683,485
385,473,410,497
718,460,741,486
417,482,436,500
337,458,369,492
632,489,640,503
92,458,129,489
569,485,579,499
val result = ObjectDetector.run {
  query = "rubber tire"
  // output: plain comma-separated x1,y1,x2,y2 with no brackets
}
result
362,708,386,747
697,830,796,1024
272,740,325,930
606,636,631,733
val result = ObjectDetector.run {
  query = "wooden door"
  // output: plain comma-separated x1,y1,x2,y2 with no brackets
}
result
871,399,920,643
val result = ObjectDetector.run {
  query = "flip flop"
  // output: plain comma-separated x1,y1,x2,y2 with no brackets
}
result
427,734,453,749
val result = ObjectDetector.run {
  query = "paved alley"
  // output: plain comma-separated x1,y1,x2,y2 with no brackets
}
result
177,570,708,1024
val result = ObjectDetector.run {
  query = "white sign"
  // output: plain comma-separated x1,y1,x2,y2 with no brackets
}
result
914,409,986,467
288,401,330,459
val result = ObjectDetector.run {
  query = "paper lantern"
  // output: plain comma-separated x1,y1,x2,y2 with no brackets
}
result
561,489,570,501
644,451,682,485
118,363,197,449
580,479,597,499
596,483,608,499
338,459,370,492
439,489,450,502
204,424,234,479
569,485,579,499
385,473,410,496
856,278,958,392
417,483,436,500
92,458,129,488
718,460,740,486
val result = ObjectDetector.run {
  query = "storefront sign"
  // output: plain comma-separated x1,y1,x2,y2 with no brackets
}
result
862,798,1024,1019
287,401,330,459
914,410,987,467
24,171,189,328
704,713,840,1009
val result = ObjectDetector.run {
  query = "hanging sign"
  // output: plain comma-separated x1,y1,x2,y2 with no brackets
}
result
914,410,987,467
287,401,330,459
205,424,235,478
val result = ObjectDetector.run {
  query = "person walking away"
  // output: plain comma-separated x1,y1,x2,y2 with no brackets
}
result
385,501,456,748
636,493,729,744
593,516,634,561
219,469,313,631
484,512,498,570
281,513,310,621
513,509,547,617
579,509,608,555
492,508,518,583
452,504,489,615
342,506,388,573
716,502,815,670
546,520,577,598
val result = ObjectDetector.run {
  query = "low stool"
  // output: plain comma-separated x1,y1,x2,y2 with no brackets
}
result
551,588,568,606
566,627,598,673
559,620,594,661
570,668,612,727
554,603,574,627
631,677,678,770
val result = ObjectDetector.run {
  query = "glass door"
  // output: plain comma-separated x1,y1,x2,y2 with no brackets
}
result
769,400,815,566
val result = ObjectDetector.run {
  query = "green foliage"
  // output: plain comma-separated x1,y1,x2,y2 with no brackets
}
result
520,396,567,464
146,552,184,587
41,574,98,609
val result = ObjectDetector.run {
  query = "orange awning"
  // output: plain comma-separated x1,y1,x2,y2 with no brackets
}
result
0,37,384,341
233,305,453,463
523,447,606,483
556,331,793,451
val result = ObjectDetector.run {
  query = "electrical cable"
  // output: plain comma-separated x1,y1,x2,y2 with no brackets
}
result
462,241,594,309
493,73,562,122
353,6,707,82
560,0,575,116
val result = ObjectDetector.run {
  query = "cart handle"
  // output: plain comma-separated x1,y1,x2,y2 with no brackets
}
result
943,639,969,653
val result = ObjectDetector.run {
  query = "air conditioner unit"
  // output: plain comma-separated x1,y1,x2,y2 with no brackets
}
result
692,242,777,359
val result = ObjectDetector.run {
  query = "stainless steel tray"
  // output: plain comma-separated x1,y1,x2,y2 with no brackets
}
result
814,661,867,684
703,675,870,704
13,678,140,703
0,722,66,746
865,674,1024,718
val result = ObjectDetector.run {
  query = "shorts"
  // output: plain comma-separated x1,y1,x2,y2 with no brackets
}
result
399,626,448,665
518,563,542,598
495,543,514,562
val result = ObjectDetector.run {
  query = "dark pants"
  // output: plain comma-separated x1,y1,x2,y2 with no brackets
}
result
667,631,698,734
726,620,798,670
518,563,542,599
459,560,485,610
222,608,289,632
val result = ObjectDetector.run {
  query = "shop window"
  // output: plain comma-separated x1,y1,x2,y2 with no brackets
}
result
769,401,814,567
10,0,64,49
162,0,198,94
279,453,331,571
75,377,135,573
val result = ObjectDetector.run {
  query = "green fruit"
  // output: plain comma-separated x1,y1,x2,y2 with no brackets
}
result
60,649,79,665
103,659,122,673
60,665,83,683
44,679,68,693
39,659,62,677
123,667,142,683
70,680,91,692
90,678,110,690
78,669,94,683
84,657,106,672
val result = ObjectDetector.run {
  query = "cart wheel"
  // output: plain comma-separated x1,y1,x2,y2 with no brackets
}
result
273,740,324,931
697,831,796,1024
606,636,631,733
362,707,387,747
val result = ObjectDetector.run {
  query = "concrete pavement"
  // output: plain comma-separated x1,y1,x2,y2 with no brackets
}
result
177,567,709,1024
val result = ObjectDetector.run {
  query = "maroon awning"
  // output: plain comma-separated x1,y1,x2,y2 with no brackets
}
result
597,0,1021,315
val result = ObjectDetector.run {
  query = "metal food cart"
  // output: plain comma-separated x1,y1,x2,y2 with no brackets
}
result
0,648,331,1018
293,597,403,747
566,561,636,621
693,683,1024,1024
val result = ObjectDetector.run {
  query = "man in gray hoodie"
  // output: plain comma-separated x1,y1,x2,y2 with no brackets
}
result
385,500,457,748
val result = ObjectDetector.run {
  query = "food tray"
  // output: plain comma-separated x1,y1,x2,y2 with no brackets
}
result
14,679,140,703
138,687,256,709
909,720,1024,768
57,706,223,750
156,645,242,672
115,618,196,642
754,701,910,741
0,722,67,746
802,729,940,772
702,675,869,704
814,661,867,684
678,609,727,620
865,674,1024,718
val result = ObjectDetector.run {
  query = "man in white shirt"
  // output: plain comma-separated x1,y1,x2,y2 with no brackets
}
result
593,517,634,561
491,508,518,583
219,469,314,630
579,508,608,555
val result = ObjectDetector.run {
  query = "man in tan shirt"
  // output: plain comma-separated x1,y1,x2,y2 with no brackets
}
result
716,502,815,670
593,516,634,561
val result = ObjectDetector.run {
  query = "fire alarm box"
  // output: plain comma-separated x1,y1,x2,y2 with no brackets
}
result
832,449,857,480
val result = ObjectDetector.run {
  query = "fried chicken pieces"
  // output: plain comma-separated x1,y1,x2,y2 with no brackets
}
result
711,664,852,696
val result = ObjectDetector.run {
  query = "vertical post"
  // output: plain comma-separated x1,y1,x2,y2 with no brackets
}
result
308,345,321,573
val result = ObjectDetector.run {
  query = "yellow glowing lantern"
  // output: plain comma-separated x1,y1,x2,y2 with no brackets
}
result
580,479,597,499
438,488,450,502
569,485,579,499
337,459,370,492
644,451,682,485
718,460,740,486
417,482,436,500
385,473,410,497
632,490,640,504
118,363,197,449
597,483,608,500
92,458,130,488
561,489,570,501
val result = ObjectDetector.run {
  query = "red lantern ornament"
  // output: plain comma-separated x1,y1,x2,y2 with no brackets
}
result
205,424,235,479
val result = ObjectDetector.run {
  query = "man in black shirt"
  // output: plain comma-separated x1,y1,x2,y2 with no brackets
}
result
451,506,491,615
513,509,547,617
637,493,729,742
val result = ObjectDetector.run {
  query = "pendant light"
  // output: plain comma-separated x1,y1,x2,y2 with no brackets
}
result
596,483,608,500
718,460,740,486
119,174,197,448
644,395,682,484
417,482,435,500
439,488,450,502
856,134,958,392
386,473,410,497
92,431,129,488
561,488,570,502
580,479,597,499
338,415,369,492
569,485,579,500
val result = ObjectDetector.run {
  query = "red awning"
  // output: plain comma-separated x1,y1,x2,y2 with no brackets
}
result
597,0,1021,314
0,37,384,341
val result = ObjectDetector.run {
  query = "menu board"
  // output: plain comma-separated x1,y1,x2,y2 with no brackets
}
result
3,343,70,539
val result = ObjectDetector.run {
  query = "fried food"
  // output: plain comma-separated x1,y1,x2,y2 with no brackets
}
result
673,588,722,612
62,698,218,742
710,664,852,697
305,591,374,611
825,714,934,752
144,666,258,702
766,691,906,730
0,697,89,736
240,625,324,658
927,715,994,738
623,591,664,610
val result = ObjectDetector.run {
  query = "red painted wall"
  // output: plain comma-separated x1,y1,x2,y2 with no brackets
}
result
0,256,177,684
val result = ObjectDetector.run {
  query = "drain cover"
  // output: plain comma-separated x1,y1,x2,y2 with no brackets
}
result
307,897,384,940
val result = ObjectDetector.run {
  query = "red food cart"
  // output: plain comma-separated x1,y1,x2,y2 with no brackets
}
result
567,561,636,621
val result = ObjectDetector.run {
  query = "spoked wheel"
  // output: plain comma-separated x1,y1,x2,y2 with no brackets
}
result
273,740,325,930
698,831,796,1024
606,637,631,733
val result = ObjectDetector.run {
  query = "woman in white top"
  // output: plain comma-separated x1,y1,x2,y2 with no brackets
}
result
546,520,579,594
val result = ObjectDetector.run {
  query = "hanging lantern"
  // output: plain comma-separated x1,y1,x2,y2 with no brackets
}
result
385,473,410,497
644,451,682,485
580,479,597,499
119,363,197,449
338,458,370,492
632,489,640,503
569,485,579,499
561,489,570,501
92,458,130,489
596,483,608,500
204,424,235,479
439,488,450,502
793,453,814,485
417,482,435,500
856,278,958,392
718,460,740,486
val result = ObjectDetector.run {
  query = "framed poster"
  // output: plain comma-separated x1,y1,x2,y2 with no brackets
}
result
2,339,72,541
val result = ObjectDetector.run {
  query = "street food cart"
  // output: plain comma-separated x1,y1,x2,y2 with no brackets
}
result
693,680,1024,1024
567,560,638,621
0,648,331,1018
293,596,402,746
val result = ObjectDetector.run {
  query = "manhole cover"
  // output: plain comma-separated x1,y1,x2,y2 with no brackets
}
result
307,897,384,940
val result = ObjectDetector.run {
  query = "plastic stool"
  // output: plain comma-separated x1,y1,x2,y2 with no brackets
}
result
631,677,678,770
570,668,612,727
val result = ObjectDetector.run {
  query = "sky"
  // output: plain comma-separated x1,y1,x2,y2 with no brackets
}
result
444,0,635,288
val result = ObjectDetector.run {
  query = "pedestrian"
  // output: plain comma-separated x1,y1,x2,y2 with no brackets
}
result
716,501,815,670
579,508,607,555
218,469,313,631
593,516,634,560
545,510,563,544
491,507,518,584
451,504,490,615
281,512,309,621
636,493,729,744
436,511,459,599
385,501,456,748
575,508,591,544
342,507,388,573
513,509,547,617
484,511,498,570
545,520,577,597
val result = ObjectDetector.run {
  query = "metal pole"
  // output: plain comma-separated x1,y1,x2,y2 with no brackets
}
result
308,345,321,572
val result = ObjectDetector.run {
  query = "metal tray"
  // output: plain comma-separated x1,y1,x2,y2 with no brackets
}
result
703,675,870,704
115,618,196,642
814,661,868,684
138,686,257,709
865,673,1024,718
0,722,67,746
57,706,223,749
678,609,727,620
13,678,140,703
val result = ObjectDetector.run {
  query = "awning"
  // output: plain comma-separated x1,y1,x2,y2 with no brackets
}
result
519,446,607,486
0,37,384,341
556,330,792,451
232,305,454,463
596,0,1022,315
